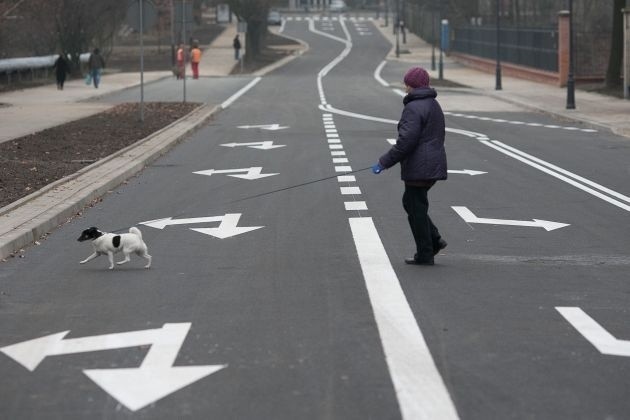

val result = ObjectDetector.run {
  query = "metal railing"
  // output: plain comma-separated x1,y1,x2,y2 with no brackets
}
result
0,53,90,85
451,26,559,72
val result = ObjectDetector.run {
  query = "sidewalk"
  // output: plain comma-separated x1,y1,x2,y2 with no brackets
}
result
373,20,630,139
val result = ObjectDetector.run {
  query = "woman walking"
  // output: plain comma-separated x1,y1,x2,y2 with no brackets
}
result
372,67,448,265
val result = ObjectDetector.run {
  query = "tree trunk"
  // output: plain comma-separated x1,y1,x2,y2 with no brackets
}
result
605,0,625,88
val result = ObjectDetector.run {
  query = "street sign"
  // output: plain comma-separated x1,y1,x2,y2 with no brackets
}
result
0,323,226,412
217,3,230,23
237,21,248,34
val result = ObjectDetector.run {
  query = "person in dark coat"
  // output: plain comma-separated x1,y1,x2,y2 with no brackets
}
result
233,34,241,61
372,67,448,265
53,53,70,90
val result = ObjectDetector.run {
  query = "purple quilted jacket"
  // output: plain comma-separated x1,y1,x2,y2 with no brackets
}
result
379,87,447,182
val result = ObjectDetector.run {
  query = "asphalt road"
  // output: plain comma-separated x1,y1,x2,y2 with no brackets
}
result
1,15,630,420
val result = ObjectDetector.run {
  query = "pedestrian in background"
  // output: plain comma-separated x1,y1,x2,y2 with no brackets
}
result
176,43,185,79
190,41,201,79
233,34,241,61
53,53,70,90
87,48,105,89
372,67,448,265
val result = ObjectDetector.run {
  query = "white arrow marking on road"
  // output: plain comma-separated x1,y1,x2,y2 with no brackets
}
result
452,206,570,231
448,169,487,176
237,124,289,131
220,141,286,150
140,213,264,238
0,323,226,411
140,215,225,230
556,307,630,357
193,167,278,180
190,213,264,239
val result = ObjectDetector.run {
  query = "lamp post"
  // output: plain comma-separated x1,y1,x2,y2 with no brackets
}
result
395,0,400,57
495,0,502,90
431,6,436,70
566,0,576,109
438,1,443,80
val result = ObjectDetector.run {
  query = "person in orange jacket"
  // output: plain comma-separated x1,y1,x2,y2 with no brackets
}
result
190,41,202,79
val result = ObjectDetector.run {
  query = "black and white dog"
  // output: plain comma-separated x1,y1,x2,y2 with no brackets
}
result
78,227,152,270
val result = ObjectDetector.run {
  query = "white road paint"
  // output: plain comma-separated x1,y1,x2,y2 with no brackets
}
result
481,140,630,212
332,157,349,163
340,186,361,195
0,323,226,411
452,206,570,231
193,167,278,180
338,175,356,182
335,165,353,172
345,201,368,211
220,141,286,150
331,151,346,156
374,60,389,87
349,217,459,420
190,213,264,239
237,124,288,131
329,144,343,149
140,213,264,239
447,169,487,176
220,77,262,109
556,307,630,357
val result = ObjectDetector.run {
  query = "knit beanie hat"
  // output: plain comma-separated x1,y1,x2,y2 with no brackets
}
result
403,67,430,88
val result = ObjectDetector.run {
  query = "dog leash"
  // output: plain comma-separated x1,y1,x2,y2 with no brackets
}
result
228,166,373,204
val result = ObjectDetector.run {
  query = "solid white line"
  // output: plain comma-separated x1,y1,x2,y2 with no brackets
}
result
374,60,389,87
349,218,459,420
220,77,262,109
491,140,630,205
481,140,630,212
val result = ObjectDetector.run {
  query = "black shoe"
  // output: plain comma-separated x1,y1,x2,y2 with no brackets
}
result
434,239,448,255
405,257,434,265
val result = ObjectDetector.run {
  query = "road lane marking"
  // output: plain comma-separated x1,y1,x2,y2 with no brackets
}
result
0,323,226,412
340,186,361,195
481,140,630,212
556,307,630,357
220,77,262,109
452,206,570,231
345,201,367,211
349,218,459,420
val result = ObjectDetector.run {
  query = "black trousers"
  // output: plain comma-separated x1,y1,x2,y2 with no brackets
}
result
402,184,442,262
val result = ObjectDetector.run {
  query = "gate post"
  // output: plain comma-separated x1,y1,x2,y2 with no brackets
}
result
623,8,630,99
558,10,570,87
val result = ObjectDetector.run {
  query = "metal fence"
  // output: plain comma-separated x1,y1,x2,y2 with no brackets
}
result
451,26,559,72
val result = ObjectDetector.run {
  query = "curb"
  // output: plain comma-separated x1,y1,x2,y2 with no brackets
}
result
0,103,222,261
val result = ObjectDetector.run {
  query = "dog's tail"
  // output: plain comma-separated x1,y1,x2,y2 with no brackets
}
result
129,227,143,239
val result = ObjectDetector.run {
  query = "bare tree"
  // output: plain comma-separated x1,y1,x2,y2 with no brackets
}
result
225,0,272,65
